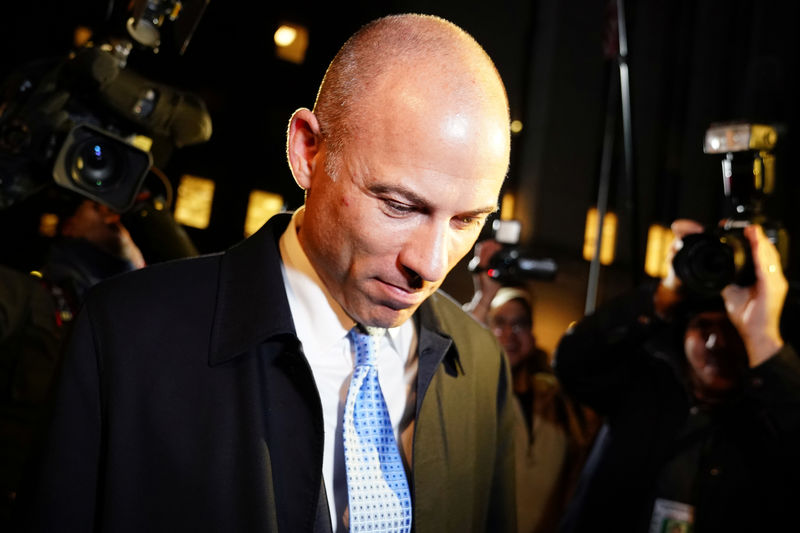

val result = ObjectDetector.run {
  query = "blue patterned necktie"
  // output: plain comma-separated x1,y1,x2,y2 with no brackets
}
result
343,326,413,533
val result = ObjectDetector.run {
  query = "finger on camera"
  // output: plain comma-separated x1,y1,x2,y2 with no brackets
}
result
670,219,704,240
746,225,783,277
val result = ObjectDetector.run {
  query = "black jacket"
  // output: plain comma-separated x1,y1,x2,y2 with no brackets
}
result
22,213,516,533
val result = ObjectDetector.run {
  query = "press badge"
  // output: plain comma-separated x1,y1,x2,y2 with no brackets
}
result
649,498,695,533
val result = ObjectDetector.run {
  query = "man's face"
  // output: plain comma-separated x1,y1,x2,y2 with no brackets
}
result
298,84,509,328
683,311,749,400
488,299,535,368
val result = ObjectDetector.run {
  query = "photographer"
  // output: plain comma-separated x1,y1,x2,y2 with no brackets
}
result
554,219,800,532
0,190,145,527
466,238,599,533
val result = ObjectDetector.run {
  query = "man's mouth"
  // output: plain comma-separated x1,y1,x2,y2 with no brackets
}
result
375,279,426,309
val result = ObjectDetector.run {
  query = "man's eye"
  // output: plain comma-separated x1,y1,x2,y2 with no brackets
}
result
383,199,414,214
455,215,486,228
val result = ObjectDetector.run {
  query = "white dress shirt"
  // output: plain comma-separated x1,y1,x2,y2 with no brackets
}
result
278,208,418,531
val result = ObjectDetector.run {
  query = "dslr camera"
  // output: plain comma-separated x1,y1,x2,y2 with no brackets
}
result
468,219,558,285
672,122,789,296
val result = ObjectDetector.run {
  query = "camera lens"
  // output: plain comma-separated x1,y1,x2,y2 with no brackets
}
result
71,139,120,189
672,230,755,295
673,233,736,295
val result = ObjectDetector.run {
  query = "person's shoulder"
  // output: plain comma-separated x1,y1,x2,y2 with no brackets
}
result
86,252,223,309
754,343,800,389
426,290,503,365
427,290,494,336
0,264,46,294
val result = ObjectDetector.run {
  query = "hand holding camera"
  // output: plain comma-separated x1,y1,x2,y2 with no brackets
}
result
720,224,787,365
658,219,787,366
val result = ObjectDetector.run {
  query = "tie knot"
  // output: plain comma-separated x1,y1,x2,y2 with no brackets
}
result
349,326,384,367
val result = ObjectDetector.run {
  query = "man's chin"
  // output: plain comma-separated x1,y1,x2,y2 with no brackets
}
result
358,304,418,329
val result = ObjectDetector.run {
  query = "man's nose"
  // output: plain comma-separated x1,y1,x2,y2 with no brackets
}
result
705,332,718,351
705,330,727,351
399,221,450,284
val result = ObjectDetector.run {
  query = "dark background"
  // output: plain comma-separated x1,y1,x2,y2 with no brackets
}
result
2,0,798,351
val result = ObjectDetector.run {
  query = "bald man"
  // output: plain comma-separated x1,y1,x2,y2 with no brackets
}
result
24,14,516,533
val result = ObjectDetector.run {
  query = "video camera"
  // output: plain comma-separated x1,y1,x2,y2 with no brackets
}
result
672,122,789,296
0,0,211,213
468,219,558,285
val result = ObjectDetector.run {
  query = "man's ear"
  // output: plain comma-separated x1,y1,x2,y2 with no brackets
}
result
287,108,322,190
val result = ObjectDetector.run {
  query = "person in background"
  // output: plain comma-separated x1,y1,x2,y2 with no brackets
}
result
466,238,599,533
24,14,516,532
554,219,800,532
1,192,144,527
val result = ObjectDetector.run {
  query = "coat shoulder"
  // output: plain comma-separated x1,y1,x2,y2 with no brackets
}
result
87,253,222,306
427,290,504,370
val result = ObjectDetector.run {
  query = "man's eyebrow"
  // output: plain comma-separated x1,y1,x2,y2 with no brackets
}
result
367,183,498,217
367,183,430,208
460,204,500,219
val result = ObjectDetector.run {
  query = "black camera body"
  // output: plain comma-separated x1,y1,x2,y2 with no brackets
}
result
673,221,755,296
0,0,211,213
481,247,558,284
468,219,558,285
672,123,788,296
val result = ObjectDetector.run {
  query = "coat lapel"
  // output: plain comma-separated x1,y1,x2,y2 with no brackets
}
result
208,213,295,365
207,213,328,531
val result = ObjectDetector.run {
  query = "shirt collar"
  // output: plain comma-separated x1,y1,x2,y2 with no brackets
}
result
279,207,413,360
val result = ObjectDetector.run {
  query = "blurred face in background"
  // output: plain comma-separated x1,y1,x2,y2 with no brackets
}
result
488,298,534,368
683,310,749,403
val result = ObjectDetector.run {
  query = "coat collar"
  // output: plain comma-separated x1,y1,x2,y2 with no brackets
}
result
207,212,464,378
208,213,297,365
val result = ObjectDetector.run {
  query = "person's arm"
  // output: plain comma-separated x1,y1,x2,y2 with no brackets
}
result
720,224,787,366
555,220,706,411
553,280,671,414
462,239,503,324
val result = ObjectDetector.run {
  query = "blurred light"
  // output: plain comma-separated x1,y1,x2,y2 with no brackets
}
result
73,25,93,47
275,23,309,65
644,223,674,278
131,134,153,152
583,207,616,265
38,213,59,237
499,191,515,220
174,175,215,229
244,190,284,237
274,25,297,47
510,120,523,134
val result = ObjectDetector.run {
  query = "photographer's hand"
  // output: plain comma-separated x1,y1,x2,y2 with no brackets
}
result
654,219,704,319
721,224,786,366
464,238,503,324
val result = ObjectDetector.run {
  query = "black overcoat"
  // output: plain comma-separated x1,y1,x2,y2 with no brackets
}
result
24,213,516,533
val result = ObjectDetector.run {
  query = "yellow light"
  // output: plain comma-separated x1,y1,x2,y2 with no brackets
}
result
274,23,309,64
499,191,515,220
73,26,93,47
644,223,674,278
583,207,617,265
244,190,284,237
274,25,297,47
510,120,523,134
173,175,215,229
39,213,59,237
130,134,153,152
